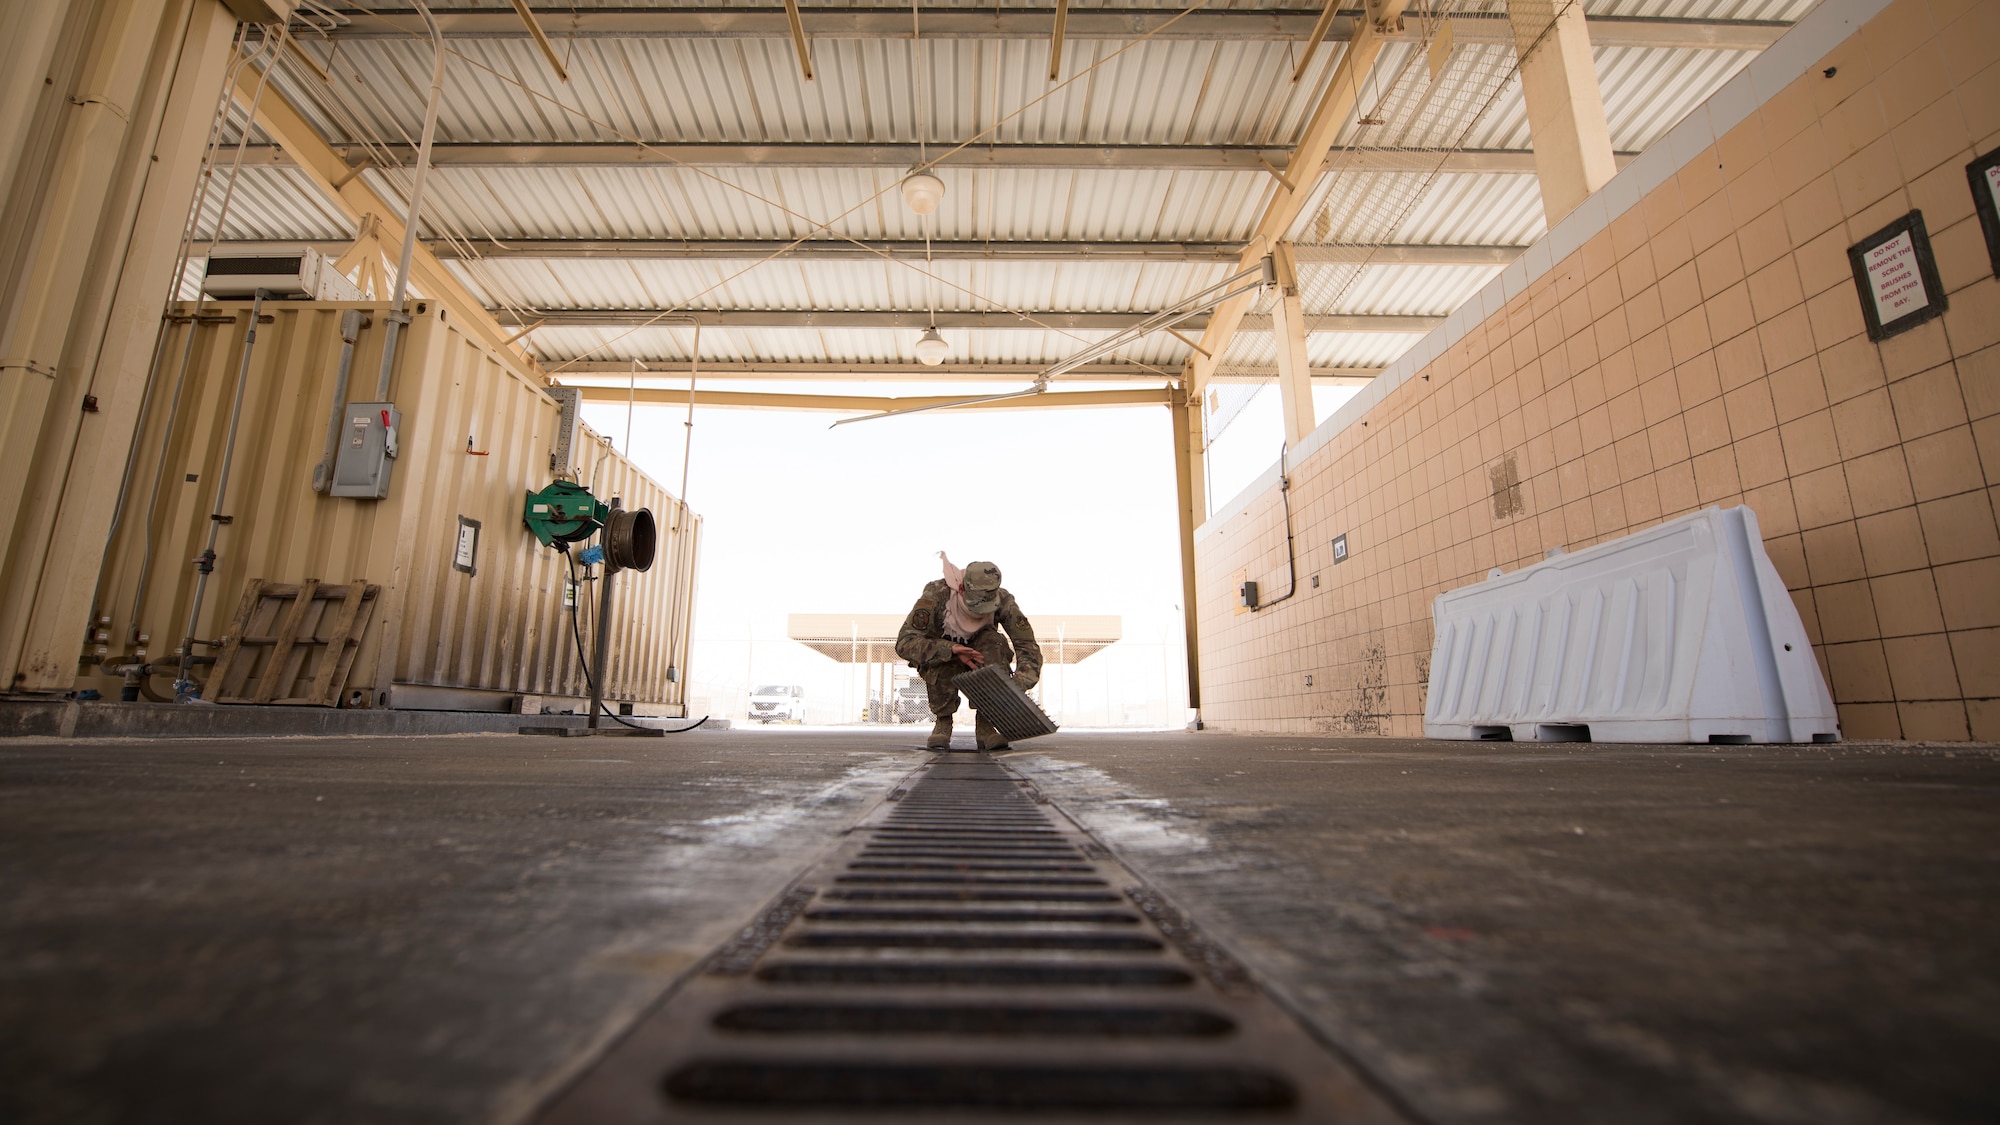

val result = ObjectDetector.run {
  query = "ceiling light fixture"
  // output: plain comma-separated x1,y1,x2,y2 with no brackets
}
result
914,326,949,365
902,171,945,216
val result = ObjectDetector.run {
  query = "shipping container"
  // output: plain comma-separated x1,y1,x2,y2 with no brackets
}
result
91,300,698,712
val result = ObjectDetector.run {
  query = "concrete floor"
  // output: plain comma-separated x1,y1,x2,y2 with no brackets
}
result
1,729,1995,1124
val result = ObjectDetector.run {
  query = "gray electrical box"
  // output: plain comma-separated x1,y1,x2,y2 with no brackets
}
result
330,401,400,499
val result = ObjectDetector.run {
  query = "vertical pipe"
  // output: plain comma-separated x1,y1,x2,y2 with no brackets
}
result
664,320,697,689
311,308,365,492
176,289,265,699
624,358,637,454
373,0,444,402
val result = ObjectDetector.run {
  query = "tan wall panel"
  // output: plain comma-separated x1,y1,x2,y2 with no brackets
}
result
94,301,698,709
1196,0,2000,741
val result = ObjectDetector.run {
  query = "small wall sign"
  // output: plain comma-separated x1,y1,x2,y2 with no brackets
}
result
1970,147,2000,279
1332,533,1350,563
453,516,480,576
1847,210,1946,341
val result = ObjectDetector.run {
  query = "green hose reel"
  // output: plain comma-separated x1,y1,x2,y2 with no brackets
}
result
523,480,658,572
523,481,610,548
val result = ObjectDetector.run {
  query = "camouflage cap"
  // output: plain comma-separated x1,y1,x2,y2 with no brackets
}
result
961,560,1002,614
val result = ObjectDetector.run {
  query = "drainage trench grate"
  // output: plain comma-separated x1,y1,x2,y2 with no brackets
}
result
536,753,1407,1124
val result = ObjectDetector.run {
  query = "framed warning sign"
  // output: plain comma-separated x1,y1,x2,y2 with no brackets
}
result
1970,147,2000,280
1847,211,1947,342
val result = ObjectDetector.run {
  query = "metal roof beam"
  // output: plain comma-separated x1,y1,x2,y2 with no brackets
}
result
567,384,1173,413
445,239,1254,263
233,141,1632,174
319,9,1788,50
454,240,1528,265
505,309,1446,333
552,361,1382,384
206,239,1525,265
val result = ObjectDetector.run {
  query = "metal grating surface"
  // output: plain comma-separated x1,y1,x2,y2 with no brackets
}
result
536,754,1405,1123
955,664,1061,743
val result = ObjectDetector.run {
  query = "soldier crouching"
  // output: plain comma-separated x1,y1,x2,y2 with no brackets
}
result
894,554,1042,751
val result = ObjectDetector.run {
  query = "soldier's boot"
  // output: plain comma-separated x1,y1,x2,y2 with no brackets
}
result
975,716,1010,752
925,715,953,749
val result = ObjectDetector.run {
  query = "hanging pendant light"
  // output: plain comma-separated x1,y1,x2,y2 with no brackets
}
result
913,326,949,366
901,170,945,215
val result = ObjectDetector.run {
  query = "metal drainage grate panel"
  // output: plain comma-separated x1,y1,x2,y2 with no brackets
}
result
954,665,1060,741
535,753,1407,1124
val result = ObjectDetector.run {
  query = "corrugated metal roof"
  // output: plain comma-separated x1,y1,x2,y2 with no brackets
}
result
1598,46,1759,151
1291,169,1548,247
450,256,1234,315
284,35,1343,149
1324,38,1758,155
372,164,1278,244
1586,0,1816,18
1214,328,1432,371
231,0,1809,382
1307,261,1507,316
524,323,1192,370
192,165,353,241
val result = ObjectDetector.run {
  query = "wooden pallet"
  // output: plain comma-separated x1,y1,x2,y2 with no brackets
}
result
207,579,380,706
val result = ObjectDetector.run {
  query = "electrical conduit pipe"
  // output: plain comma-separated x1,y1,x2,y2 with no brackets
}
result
174,289,266,701
371,0,445,404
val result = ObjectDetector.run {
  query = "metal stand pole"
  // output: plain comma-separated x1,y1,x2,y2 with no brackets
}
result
590,498,622,729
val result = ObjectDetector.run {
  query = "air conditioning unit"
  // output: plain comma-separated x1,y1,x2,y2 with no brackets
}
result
1423,506,1839,744
201,247,362,301
219,0,298,23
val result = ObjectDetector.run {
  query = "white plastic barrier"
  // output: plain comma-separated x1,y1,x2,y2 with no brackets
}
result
1423,506,1839,743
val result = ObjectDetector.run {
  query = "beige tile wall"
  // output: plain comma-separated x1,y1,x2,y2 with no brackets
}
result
1195,0,2000,740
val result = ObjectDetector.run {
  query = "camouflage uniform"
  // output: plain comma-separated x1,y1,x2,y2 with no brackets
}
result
895,578,1043,718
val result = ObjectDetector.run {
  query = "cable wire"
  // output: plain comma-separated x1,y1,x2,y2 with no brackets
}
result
563,547,707,733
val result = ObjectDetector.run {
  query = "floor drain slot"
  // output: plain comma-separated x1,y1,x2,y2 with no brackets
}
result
756,962,1197,987
663,1062,1297,1111
711,1003,1235,1037
536,753,1409,1123
786,931,1165,951
846,861,1098,873
833,874,1110,886
804,907,1145,925
823,889,1124,903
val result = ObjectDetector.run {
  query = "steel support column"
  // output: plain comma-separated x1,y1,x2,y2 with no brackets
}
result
1169,384,1203,716
1269,243,1315,448
1515,1,1618,225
